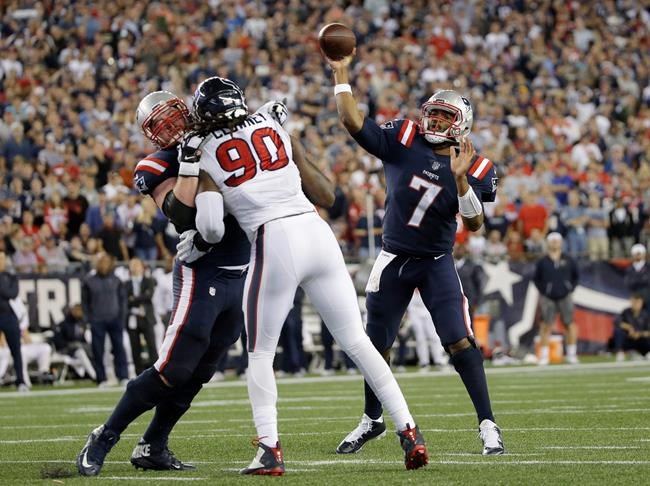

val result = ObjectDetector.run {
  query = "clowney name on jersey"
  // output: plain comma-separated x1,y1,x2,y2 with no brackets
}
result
198,106,314,240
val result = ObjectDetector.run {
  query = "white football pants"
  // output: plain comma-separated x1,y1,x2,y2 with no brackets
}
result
407,291,448,367
244,212,414,446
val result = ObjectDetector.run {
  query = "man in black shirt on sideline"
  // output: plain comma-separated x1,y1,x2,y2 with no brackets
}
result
613,294,650,361
0,250,27,391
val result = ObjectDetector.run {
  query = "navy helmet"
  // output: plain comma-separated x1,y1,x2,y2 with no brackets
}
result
192,76,248,128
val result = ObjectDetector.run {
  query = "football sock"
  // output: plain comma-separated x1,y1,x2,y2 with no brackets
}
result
566,343,577,359
540,346,550,363
143,379,203,449
105,368,173,435
363,380,383,421
450,346,495,424
247,351,279,448
346,337,414,431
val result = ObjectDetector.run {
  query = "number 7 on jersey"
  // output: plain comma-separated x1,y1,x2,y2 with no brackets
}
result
407,175,442,227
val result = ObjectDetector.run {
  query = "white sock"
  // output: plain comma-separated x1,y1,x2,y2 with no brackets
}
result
540,346,550,362
345,336,415,431
566,343,577,358
247,351,279,447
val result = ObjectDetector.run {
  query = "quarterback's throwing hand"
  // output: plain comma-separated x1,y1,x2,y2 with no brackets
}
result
176,230,206,264
450,136,476,179
324,48,356,72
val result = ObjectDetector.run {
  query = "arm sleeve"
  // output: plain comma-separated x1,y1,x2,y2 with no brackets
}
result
162,190,197,233
351,117,396,161
195,192,225,244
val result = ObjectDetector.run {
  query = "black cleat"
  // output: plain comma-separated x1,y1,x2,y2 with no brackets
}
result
130,439,196,471
336,414,387,454
397,424,428,470
76,425,119,476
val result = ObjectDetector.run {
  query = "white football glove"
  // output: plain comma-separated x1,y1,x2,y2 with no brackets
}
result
176,229,206,263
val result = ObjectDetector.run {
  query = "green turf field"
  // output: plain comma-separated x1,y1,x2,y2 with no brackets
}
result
1,361,649,485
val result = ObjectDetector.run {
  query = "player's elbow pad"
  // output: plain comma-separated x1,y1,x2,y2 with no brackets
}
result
458,186,483,219
196,192,225,244
163,191,196,232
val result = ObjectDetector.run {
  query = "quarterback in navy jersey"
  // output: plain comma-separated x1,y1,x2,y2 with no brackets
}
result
325,50,504,456
78,91,250,477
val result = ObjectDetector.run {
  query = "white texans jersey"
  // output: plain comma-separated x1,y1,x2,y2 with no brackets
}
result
198,104,314,240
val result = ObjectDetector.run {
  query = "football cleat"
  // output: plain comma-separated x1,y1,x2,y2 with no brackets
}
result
336,414,387,454
240,438,285,476
76,425,119,476
397,424,428,470
479,419,505,455
130,439,196,471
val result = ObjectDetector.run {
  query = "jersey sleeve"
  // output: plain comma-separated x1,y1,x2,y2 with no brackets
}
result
352,117,404,162
467,154,498,202
133,148,180,196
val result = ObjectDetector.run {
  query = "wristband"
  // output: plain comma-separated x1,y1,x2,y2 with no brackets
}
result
458,186,483,218
334,83,352,95
178,162,201,177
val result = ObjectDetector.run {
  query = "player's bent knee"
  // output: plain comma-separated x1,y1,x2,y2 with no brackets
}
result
365,323,393,352
157,365,194,388
447,337,473,355
192,361,221,384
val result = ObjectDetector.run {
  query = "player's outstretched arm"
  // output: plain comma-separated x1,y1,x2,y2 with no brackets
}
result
195,170,225,245
451,137,484,232
291,135,335,208
324,49,364,135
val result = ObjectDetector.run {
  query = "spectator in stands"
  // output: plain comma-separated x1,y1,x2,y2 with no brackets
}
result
132,199,158,261
52,304,96,381
97,213,129,262
624,244,650,309
484,230,508,263
63,181,89,239
81,253,128,387
0,250,27,390
525,228,547,261
12,236,39,273
609,198,635,259
561,190,588,259
517,191,547,240
36,235,68,274
454,243,486,318
125,257,157,375
613,294,650,361
586,192,610,261
533,233,579,365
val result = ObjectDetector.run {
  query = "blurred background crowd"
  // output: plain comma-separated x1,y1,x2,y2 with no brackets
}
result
0,0,649,272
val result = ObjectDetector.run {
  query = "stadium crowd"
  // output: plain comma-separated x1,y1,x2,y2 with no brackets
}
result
0,0,649,270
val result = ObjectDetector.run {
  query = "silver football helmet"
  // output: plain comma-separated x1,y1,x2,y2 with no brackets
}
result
419,90,473,145
135,91,190,148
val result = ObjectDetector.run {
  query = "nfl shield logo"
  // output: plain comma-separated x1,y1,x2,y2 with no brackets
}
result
431,161,441,171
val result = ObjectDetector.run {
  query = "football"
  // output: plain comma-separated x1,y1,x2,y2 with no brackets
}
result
318,23,356,60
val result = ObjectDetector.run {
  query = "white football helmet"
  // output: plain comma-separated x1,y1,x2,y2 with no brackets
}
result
419,90,473,145
135,91,190,148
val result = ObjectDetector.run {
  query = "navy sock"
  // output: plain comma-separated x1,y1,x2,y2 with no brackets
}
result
142,380,203,449
450,346,495,423
105,368,173,435
363,380,383,420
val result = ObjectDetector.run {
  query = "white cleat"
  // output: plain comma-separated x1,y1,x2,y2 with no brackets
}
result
479,419,505,455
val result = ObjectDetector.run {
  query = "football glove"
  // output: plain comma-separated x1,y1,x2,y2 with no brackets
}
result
178,133,207,177
176,229,210,263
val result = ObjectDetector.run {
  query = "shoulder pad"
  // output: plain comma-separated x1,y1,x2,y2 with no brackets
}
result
133,148,179,195
256,100,288,126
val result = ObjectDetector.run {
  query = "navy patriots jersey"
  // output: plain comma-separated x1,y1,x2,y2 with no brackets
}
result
133,147,250,267
352,118,498,257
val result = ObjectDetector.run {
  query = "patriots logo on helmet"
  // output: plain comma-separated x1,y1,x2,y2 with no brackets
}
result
380,121,394,130
492,177,499,192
